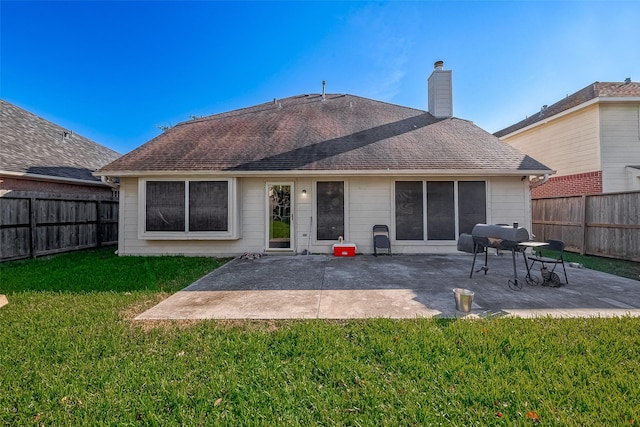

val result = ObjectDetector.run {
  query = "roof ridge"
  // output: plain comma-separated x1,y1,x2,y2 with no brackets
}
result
174,93,428,128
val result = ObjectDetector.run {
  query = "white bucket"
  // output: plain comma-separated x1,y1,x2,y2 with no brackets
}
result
453,288,474,312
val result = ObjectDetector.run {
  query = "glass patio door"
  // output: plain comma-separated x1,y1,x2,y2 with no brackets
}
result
267,184,292,250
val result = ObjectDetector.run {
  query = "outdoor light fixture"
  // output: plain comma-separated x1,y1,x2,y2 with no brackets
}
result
302,189,307,195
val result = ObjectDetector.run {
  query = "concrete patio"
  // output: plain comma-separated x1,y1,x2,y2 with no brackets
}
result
136,253,640,320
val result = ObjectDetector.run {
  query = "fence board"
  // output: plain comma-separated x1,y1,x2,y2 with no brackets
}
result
532,191,640,262
0,196,118,261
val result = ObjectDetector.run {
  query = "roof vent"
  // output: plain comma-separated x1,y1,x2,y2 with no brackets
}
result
625,77,631,84
322,80,326,101
541,105,548,111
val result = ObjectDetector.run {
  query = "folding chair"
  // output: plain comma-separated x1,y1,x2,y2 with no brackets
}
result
373,225,391,256
527,239,568,286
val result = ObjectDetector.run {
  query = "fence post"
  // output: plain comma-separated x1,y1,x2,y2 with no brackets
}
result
96,200,102,248
581,195,587,256
29,197,37,258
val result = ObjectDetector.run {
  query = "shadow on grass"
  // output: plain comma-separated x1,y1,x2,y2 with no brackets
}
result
0,247,229,294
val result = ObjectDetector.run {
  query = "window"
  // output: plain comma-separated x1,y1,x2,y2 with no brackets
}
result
395,181,423,240
140,179,237,239
189,181,228,231
316,181,344,240
146,181,185,231
395,180,486,241
458,181,487,235
427,181,455,240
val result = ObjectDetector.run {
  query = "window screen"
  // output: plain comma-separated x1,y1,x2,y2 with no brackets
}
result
189,181,228,231
458,181,486,235
395,181,424,240
427,181,455,240
145,180,229,233
316,181,344,240
146,181,185,231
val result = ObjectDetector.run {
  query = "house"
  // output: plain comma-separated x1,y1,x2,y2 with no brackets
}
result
494,80,640,198
0,99,121,199
96,62,552,257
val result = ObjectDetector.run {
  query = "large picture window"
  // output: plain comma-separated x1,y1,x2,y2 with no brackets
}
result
316,181,344,240
395,180,486,241
142,179,235,238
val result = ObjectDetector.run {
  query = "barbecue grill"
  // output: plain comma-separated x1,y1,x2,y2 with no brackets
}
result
458,223,531,290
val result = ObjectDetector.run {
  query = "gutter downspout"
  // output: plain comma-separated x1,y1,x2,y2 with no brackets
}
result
101,175,119,188
530,174,550,189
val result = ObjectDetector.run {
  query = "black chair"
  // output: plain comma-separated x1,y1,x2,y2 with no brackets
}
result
527,239,568,286
373,225,391,256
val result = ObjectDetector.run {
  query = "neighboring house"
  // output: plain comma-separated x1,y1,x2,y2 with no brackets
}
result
0,99,121,199
96,62,552,257
494,81,640,198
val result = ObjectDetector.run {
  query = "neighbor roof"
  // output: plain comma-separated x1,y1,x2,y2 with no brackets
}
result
98,94,551,176
494,81,640,138
0,99,121,183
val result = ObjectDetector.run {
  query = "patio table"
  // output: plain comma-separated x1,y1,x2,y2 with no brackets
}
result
518,241,550,285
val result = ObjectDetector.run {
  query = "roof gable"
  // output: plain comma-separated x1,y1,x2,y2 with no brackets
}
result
494,81,640,137
0,100,121,182
99,93,551,175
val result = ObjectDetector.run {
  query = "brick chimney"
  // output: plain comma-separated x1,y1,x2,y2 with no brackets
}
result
428,60,453,118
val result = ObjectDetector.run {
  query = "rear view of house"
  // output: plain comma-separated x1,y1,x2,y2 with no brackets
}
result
495,80,640,198
96,63,552,257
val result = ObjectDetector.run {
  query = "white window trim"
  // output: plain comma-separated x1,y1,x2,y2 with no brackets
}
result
138,178,239,240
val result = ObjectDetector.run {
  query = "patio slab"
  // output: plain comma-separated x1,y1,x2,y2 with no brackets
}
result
136,254,640,320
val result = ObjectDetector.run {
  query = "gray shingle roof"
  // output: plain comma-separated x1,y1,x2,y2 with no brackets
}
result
494,81,640,138
0,99,121,182
98,94,551,175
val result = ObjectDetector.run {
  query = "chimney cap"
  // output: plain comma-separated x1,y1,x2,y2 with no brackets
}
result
434,60,444,70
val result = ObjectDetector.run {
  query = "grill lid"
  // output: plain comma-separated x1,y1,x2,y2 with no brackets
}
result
471,224,530,249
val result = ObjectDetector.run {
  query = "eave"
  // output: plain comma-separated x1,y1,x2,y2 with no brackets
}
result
94,168,555,178
1,170,111,187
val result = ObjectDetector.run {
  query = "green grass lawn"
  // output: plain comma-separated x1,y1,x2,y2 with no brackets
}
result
1,248,638,425
270,219,290,239
562,252,640,282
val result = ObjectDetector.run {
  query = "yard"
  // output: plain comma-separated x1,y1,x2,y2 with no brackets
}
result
1,248,638,425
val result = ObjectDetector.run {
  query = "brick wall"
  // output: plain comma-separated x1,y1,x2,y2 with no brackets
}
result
531,171,602,198
0,176,115,199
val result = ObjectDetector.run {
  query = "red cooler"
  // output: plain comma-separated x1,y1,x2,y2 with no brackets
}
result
332,243,357,257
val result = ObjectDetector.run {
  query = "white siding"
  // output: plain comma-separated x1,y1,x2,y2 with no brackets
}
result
600,103,640,192
118,175,530,256
428,70,453,118
346,177,392,254
120,177,267,256
503,105,601,176
487,177,532,231
294,178,313,254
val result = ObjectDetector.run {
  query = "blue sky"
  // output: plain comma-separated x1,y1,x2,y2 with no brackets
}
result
2,1,639,154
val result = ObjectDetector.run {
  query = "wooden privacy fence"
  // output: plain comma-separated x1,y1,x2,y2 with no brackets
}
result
0,196,118,262
531,191,640,262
